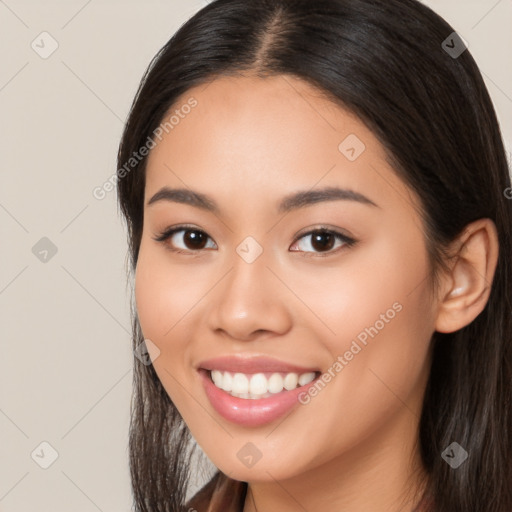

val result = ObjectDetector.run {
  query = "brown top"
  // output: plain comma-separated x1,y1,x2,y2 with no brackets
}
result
186,471,434,512
186,471,247,512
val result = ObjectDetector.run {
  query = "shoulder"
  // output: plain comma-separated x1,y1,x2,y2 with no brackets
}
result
186,471,247,512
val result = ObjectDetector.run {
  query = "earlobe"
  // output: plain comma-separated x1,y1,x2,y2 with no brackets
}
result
434,218,499,334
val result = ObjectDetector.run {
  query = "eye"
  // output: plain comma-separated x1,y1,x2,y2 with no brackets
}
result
290,227,356,257
153,224,357,257
153,225,217,254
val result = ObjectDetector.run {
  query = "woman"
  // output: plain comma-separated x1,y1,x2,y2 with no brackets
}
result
116,0,512,510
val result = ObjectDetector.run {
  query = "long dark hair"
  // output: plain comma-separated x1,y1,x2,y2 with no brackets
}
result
116,0,512,510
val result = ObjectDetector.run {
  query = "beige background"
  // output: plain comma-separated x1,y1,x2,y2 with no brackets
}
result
1,1,510,510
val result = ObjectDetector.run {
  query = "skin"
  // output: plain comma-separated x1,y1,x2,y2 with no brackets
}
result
134,74,499,511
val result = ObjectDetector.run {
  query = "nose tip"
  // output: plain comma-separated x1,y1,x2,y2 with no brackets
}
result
207,259,293,342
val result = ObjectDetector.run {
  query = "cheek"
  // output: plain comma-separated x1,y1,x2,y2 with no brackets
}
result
266,240,434,471
292,229,431,340
134,243,202,342
133,247,196,407
292,230,433,403
134,248,167,341
133,243,216,406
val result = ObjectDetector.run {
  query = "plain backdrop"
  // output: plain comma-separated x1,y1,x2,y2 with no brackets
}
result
1,1,511,510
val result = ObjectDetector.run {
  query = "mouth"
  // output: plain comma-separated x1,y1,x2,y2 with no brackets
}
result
197,364,322,427
198,368,320,427
206,369,321,399
196,355,322,426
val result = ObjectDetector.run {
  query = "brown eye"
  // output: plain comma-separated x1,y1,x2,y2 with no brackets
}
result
181,229,209,250
154,226,217,252
154,225,356,256
290,228,356,256
310,231,336,252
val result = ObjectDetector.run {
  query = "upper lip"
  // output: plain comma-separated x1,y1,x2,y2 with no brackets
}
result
197,355,320,374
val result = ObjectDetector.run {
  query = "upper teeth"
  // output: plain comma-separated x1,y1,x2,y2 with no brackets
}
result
210,370,317,399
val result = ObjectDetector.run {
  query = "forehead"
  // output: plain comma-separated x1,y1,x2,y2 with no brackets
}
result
144,74,418,217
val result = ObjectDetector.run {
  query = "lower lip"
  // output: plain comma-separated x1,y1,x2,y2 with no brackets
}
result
198,369,319,427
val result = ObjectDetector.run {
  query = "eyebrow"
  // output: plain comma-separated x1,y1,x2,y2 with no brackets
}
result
146,186,379,213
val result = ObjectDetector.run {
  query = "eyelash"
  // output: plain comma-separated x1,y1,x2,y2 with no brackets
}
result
152,224,357,258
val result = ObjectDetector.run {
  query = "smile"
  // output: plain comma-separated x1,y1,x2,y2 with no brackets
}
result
198,369,321,427
209,370,318,399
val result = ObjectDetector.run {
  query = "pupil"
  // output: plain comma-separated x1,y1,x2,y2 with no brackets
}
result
312,231,334,252
185,230,206,249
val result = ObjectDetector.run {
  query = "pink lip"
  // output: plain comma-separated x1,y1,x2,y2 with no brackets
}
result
197,355,319,374
198,368,320,427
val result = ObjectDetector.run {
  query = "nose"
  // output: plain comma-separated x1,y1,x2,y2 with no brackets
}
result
206,249,293,342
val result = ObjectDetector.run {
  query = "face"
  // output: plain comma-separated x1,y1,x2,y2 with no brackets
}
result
135,74,437,483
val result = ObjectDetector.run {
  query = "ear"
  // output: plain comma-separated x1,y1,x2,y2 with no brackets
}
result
435,218,499,333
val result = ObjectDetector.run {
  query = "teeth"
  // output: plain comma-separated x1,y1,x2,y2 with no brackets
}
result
222,372,233,392
209,370,317,399
298,372,316,386
232,373,249,394
249,373,267,395
284,372,298,390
